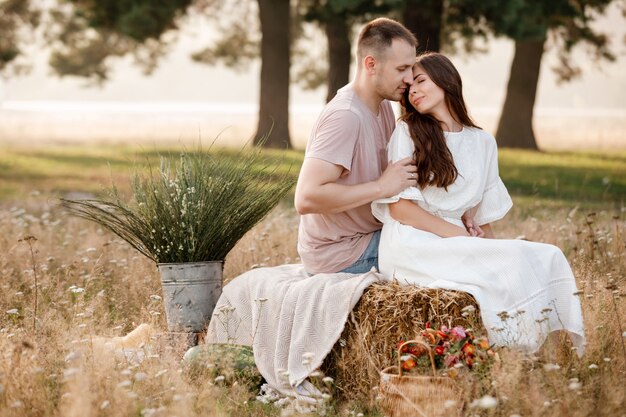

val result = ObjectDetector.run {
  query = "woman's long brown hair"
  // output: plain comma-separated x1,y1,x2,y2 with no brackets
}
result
400,52,480,190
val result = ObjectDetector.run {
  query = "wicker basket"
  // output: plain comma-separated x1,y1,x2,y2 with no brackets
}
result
379,340,462,417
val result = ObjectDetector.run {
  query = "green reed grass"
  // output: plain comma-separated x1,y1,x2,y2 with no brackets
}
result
61,147,295,263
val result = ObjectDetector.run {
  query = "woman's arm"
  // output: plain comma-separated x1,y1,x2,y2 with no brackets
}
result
479,223,495,239
389,199,470,238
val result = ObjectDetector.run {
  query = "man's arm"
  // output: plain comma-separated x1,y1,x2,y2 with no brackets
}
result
294,156,417,215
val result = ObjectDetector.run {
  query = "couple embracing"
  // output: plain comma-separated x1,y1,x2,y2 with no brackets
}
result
295,18,585,354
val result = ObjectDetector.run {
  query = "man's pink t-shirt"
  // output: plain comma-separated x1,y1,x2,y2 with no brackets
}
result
297,84,396,274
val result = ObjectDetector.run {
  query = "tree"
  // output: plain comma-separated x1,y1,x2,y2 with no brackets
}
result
256,0,290,148
474,0,616,149
47,0,292,148
401,0,443,53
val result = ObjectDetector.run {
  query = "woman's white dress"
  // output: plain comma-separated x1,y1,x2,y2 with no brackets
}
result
372,122,585,353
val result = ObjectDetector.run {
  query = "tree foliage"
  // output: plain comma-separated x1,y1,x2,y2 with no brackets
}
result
0,0,39,76
48,0,193,82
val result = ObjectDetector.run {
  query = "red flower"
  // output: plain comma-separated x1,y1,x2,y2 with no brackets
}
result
434,345,445,356
409,344,424,356
397,340,409,353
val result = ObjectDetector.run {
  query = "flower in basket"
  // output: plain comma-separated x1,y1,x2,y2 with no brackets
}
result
398,323,496,378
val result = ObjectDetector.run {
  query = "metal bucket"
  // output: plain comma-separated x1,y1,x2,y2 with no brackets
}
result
157,261,223,333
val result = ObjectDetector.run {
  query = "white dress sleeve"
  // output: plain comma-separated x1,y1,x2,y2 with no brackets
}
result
472,133,513,225
371,122,425,223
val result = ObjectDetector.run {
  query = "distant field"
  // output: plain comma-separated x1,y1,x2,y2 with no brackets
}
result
0,144,624,210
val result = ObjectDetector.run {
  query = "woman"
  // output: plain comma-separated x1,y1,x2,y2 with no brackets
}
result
372,52,585,354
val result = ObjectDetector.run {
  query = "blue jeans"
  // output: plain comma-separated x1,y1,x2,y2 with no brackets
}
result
339,230,381,274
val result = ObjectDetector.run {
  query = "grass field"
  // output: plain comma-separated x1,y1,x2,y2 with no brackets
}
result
0,144,624,207
0,144,624,416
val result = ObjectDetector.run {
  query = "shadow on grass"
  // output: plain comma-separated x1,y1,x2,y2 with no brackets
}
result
499,150,625,206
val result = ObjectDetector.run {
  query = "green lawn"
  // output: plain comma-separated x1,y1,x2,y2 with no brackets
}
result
0,144,624,209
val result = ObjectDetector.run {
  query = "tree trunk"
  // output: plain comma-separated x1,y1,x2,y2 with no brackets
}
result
495,38,546,149
325,15,351,103
402,0,442,53
255,0,291,148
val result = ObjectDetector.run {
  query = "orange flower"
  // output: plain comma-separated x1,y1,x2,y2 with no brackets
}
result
401,356,417,372
477,338,490,350
422,332,436,345
462,342,475,356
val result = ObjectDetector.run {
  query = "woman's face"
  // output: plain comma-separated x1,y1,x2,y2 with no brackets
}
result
408,64,446,117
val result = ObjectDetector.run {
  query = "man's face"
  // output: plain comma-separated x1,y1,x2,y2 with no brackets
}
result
373,39,416,102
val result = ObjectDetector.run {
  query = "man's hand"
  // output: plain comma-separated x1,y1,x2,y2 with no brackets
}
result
376,157,418,198
462,213,485,237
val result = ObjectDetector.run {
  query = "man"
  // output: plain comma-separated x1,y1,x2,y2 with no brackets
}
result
295,18,419,275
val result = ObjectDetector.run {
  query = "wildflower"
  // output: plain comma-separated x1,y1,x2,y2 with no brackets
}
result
469,395,498,409
214,375,225,383
6,309,18,315
588,364,599,369
69,286,85,294
543,363,561,371
100,400,110,410
134,372,148,382
443,400,457,409
117,380,132,388
568,378,582,390
63,368,80,379
322,376,334,384
64,350,82,362
603,357,611,362
461,305,476,313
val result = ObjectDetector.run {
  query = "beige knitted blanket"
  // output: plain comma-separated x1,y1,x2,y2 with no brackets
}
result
205,264,380,398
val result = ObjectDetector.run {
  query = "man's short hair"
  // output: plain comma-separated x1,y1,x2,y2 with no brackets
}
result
356,18,417,65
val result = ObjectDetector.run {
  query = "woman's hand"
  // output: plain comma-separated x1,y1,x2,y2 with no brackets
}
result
462,213,484,237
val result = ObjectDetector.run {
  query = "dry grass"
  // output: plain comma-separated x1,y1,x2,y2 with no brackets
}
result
0,196,624,416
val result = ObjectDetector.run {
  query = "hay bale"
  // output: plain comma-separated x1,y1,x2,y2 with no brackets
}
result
322,281,482,401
